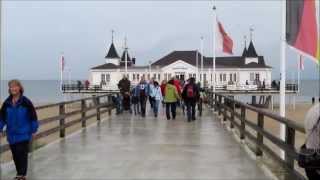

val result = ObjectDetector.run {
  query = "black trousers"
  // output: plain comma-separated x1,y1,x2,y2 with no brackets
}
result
140,96,147,117
10,140,30,176
305,168,320,180
185,101,196,121
165,102,177,120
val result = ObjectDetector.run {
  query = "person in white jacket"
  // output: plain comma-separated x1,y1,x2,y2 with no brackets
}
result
151,81,163,117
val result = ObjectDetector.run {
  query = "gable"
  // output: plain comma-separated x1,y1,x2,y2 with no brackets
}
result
161,60,197,72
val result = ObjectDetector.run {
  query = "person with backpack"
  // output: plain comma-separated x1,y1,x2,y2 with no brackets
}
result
303,103,320,179
164,80,180,120
152,81,162,117
0,80,39,180
182,78,200,122
137,79,148,117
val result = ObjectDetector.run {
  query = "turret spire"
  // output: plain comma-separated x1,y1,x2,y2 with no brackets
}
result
111,29,114,43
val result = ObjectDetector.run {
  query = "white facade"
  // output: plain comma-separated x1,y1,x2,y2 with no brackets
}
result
90,40,272,90
90,59,272,89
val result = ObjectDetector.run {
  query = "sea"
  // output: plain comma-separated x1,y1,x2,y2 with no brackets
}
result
0,80,319,105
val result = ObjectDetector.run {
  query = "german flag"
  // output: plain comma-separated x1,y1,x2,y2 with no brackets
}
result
286,0,320,64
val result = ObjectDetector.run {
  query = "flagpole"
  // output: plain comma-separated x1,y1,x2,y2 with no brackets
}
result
279,0,287,159
124,37,128,78
212,6,217,100
60,53,64,91
200,36,204,88
196,50,199,82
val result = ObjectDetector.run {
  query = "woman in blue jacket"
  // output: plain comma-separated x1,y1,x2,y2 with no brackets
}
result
0,80,39,180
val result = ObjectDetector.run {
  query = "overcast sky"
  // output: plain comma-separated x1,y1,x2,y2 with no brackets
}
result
2,0,319,80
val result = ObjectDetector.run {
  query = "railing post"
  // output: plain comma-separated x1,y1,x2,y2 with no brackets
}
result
230,101,235,129
214,94,218,111
59,104,65,138
81,99,86,128
223,97,227,122
96,96,101,121
256,113,264,156
218,96,222,116
285,126,296,169
107,95,112,116
210,92,214,108
240,106,246,140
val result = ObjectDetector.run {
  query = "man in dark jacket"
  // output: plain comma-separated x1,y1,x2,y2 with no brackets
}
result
118,76,131,111
182,77,200,122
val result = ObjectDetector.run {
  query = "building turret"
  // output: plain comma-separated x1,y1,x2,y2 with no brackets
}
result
244,28,259,64
105,30,120,65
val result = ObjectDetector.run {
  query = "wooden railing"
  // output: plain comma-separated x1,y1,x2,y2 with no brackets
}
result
206,91,306,180
0,94,117,155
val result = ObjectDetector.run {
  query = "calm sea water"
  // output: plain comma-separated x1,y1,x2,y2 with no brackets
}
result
0,80,319,105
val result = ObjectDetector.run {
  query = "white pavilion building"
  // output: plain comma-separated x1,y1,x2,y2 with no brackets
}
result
90,39,272,90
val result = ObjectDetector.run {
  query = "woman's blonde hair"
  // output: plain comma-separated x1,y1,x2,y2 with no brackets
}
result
8,79,24,95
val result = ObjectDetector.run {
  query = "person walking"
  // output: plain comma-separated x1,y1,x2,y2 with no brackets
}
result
131,85,140,115
137,79,148,117
303,103,320,179
182,78,200,122
160,80,167,108
118,76,131,112
164,80,180,120
152,81,162,117
0,80,39,180
147,79,155,109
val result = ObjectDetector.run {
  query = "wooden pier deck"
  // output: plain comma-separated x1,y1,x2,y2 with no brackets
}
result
0,108,272,179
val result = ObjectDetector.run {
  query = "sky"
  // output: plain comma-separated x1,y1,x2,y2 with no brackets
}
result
1,0,319,80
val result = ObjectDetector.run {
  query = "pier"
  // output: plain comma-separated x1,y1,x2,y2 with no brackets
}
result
0,92,308,179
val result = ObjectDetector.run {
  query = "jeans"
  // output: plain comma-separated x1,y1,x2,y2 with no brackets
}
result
186,101,196,121
140,96,147,117
116,95,123,114
153,100,160,117
10,140,30,176
166,102,177,120
149,96,155,108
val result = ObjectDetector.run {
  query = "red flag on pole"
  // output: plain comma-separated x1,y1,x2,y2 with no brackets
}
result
217,21,234,55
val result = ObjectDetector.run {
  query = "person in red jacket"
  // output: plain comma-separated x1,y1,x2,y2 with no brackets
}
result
160,80,167,107
173,77,182,95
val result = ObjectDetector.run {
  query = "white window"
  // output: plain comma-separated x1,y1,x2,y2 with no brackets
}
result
106,74,110,82
233,73,236,82
133,74,136,81
250,73,255,81
101,74,106,82
223,74,227,82
164,73,167,80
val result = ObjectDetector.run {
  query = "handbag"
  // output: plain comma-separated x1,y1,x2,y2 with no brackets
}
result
298,117,320,169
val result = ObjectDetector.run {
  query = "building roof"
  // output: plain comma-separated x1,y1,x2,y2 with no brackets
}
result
91,63,119,70
105,43,120,59
151,50,271,69
246,41,258,57
121,50,132,62
242,47,248,57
